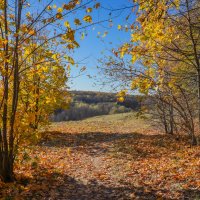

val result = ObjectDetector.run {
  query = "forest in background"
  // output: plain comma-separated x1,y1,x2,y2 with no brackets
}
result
52,91,140,121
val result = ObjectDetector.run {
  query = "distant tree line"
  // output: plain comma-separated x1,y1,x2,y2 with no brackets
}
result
52,91,140,121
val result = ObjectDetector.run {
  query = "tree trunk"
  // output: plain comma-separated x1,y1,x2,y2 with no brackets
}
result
0,155,14,182
197,69,200,144
191,130,197,146
169,103,174,135
0,0,15,183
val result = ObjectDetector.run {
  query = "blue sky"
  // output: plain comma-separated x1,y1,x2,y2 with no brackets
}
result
31,0,135,92
66,0,135,92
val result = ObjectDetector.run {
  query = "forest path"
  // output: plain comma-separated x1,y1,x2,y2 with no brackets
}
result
29,113,152,199
1,113,200,200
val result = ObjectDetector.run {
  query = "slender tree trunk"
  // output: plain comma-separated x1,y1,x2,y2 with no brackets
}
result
169,103,174,135
197,69,200,143
0,0,14,182
186,0,200,145
9,0,22,180
0,0,23,182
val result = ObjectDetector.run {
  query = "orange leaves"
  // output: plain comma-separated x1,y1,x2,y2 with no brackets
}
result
1,114,200,199
56,13,63,19
28,29,36,36
63,0,79,11
94,3,100,9
57,7,63,13
65,29,75,42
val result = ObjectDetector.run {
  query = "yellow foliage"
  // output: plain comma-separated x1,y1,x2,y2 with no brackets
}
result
83,15,92,23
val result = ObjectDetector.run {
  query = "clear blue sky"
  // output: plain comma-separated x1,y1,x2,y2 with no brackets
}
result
33,0,135,92
62,0,135,92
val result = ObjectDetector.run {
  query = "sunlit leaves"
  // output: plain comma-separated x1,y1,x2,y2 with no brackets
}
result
63,0,79,11
0,0,86,180
86,7,92,13
83,15,92,23
120,43,129,58
65,29,75,42
118,25,122,30
57,7,63,13
117,90,127,102
64,21,70,28
47,5,52,10
65,55,75,65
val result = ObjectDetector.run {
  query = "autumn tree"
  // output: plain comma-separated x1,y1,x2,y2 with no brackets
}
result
0,0,100,182
99,0,200,144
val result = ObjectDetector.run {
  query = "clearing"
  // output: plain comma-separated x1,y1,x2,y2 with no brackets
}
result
1,113,200,200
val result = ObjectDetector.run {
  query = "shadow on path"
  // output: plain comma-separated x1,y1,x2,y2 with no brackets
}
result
39,131,183,159
17,167,200,200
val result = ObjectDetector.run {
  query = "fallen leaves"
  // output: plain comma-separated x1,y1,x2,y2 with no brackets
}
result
0,113,200,199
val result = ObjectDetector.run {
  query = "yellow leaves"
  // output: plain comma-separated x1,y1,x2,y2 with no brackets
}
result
57,7,63,13
118,25,122,30
52,66,59,70
74,18,81,26
120,43,129,58
64,21,70,28
0,0,74,170
67,65,71,71
83,15,92,23
131,80,137,90
26,12,32,21
137,14,146,24
43,66,49,73
63,1,78,11
67,148,71,156
117,90,127,102
174,0,180,9
65,56,75,65
65,29,75,42
47,5,52,10
131,76,155,94
28,29,36,36
67,44,75,50
131,54,137,64
86,7,92,13
102,31,108,38
45,97,51,104
117,97,125,103
81,32,85,40
51,53,59,61
0,39,8,48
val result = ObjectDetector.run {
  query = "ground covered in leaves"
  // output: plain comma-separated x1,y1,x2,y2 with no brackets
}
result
0,113,200,199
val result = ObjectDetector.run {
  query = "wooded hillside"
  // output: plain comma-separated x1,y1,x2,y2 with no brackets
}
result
52,91,140,121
